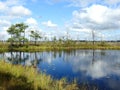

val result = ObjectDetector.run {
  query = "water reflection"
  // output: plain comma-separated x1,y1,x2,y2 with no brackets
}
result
1,50,120,78
0,52,43,68
0,50,120,90
69,50,120,78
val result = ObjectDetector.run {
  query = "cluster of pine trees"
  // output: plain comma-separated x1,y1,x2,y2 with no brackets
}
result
7,23,42,46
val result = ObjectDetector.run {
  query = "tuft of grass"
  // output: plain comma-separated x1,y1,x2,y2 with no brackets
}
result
0,60,78,90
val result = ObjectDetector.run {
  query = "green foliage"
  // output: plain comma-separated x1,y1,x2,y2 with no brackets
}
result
30,30,42,45
7,37,15,42
7,23,28,46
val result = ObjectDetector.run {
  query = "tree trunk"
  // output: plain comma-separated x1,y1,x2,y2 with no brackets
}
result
92,30,95,45
23,30,25,45
35,39,36,45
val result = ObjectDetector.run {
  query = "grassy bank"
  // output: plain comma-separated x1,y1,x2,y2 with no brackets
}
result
0,41,120,52
0,60,78,90
0,60,99,90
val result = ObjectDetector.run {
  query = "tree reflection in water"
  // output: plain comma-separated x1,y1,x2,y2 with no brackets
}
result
31,52,42,68
1,50,120,90
6,52,42,68
7,52,29,65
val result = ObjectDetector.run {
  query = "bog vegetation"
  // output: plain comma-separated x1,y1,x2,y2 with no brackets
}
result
0,22,119,52
0,22,117,90
0,60,79,90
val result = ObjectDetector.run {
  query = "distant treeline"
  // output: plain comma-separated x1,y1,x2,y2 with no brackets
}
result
0,40,120,43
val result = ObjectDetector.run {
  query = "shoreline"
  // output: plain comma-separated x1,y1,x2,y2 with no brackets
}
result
0,60,78,90
0,42,120,52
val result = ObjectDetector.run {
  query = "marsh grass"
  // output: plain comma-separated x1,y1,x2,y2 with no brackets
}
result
0,42,120,52
0,60,78,90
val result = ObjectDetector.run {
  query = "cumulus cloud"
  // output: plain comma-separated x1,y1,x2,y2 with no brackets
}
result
25,17,38,26
0,0,32,40
9,6,31,17
25,17,42,37
0,0,31,19
42,20,58,28
0,20,11,35
69,4,120,31
0,20,11,40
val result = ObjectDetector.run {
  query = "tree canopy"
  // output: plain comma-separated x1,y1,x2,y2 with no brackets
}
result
7,23,28,46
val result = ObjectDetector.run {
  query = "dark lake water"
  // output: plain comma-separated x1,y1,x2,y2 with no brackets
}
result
0,50,120,90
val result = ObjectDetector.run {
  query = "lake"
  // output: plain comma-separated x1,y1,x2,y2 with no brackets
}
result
0,50,120,90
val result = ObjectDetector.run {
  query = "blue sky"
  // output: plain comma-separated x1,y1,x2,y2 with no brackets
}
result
0,0,120,41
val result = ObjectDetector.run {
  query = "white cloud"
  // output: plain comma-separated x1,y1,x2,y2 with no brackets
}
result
0,2,7,12
0,20,11,40
25,17,38,26
0,20,11,27
69,4,120,31
0,0,24,12
25,17,42,36
0,0,32,19
0,31,9,40
42,20,58,28
0,0,33,40
9,5,31,17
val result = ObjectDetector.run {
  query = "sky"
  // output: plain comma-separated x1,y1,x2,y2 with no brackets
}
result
0,0,120,41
